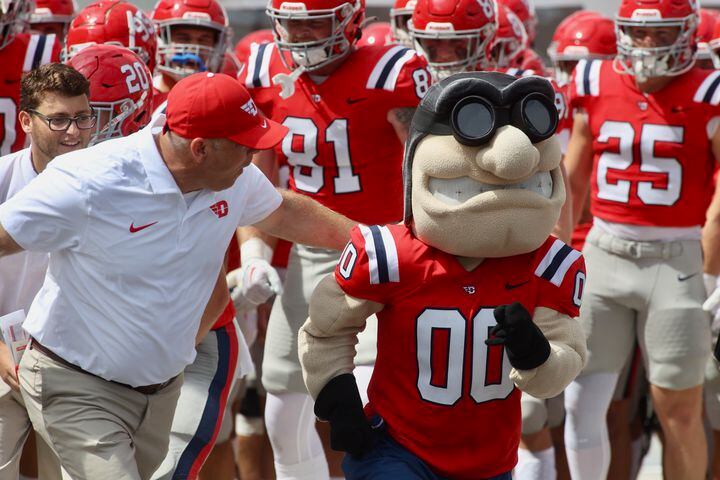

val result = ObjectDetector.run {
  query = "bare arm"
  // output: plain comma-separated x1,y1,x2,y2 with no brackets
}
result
510,307,587,399
299,275,384,398
195,267,230,345
0,223,23,259
703,128,720,276
552,161,573,243
564,113,594,228
253,190,356,251
387,107,415,145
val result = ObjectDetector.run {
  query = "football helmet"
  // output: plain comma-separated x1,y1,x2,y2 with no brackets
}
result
65,1,157,71
492,5,527,68
614,0,698,80
234,28,273,65
267,0,365,72
547,10,600,59
390,0,416,47
409,0,497,80
497,0,536,45
696,8,718,63
358,21,392,47
551,12,616,83
0,0,28,47
66,43,153,144
151,0,229,80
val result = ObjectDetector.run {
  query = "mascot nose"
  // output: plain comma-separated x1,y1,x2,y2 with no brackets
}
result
476,125,540,181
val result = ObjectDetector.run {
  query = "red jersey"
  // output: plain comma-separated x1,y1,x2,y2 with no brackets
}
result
0,33,61,154
569,59,720,226
239,44,430,225
511,48,548,75
335,224,585,479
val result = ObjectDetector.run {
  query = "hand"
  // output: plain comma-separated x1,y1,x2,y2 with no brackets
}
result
315,374,378,457
0,342,19,392
226,268,260,313
486,302,551,370
236,259,283,306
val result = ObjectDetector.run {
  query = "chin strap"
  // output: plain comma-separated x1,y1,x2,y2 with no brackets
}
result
272,65,306,99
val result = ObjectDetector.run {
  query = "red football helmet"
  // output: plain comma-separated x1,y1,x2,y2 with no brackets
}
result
491,5,527,68
615,0,698,80
267,0,365,72
390,0,416,47
497,0,536,45
29,0,77,39
151,0,229,80
234,28,273,65
358,21,392,47
696,8,719,62
66,43,153,144
1,0,29,46
409,0,497,80
547,10,601,58
551,13,616,83
65,1,157,71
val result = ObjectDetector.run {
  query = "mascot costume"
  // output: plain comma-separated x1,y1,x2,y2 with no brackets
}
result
298,72,588,479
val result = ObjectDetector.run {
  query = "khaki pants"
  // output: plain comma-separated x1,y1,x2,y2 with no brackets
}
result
19,347,183,480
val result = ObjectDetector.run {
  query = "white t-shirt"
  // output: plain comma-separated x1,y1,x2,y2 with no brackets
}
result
0,147,48,316
0,116,282,386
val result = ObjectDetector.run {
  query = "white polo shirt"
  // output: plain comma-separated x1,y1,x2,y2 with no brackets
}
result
0,147,48,316
0,116,282,387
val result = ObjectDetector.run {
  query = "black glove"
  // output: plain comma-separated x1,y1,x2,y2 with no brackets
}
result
314,374,377,457
485,302,551,370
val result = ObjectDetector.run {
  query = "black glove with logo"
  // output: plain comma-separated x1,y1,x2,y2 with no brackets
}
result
486,302,551,370
314,374,377,457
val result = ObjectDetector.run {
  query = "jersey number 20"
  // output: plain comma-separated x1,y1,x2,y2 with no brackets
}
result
416,308,514,406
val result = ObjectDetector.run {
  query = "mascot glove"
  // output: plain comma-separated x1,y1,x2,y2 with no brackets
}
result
237,258,282,305
486,302,551,370
314,374,378,457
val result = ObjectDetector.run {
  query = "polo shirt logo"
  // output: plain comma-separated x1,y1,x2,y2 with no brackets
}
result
210,200,229,218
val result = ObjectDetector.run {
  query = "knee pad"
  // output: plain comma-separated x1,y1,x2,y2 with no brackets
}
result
521,393,548,436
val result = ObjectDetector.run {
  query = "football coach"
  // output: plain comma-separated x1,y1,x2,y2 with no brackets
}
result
0,72,355,480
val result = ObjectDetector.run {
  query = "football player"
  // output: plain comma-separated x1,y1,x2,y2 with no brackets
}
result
492,5,527,70
66,44,153,146
28,0,75,42
696,8,719,69
236,0,430,477
235,28,273,67
151,0,229,96
389,0,415,47
0,0,61,157
497,0,545,72
564,0,720,478
408,0,496,81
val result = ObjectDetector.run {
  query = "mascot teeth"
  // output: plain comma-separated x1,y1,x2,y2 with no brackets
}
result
429,171,553,205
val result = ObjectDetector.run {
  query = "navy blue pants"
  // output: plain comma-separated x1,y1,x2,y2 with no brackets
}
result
342,420,512,480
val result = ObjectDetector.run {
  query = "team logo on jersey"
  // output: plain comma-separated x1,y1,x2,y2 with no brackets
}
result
210,200,229,218
241,99,258,116
463,285,476,294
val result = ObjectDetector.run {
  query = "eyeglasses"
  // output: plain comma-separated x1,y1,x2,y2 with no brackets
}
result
27,109,98,131
419,93,559,146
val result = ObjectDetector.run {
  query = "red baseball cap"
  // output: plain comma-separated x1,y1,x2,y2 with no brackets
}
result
165,72,288,150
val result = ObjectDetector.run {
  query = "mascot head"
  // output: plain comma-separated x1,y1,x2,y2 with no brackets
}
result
404,72,565,258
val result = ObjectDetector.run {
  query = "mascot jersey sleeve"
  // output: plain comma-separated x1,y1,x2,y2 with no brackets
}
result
333,223,584,479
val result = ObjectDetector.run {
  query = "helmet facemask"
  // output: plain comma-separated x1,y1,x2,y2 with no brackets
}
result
90,91,148,146
390,9,413,47
268,2,360,72
614,16,697,81
157,22,226,80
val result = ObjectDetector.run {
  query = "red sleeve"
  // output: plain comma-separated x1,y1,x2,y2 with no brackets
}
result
334,226,396,304
384,53,432,109
536,254,585,318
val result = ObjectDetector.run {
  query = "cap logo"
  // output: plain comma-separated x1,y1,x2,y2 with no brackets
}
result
279,2,308,12
631,9,663,20
241,99,258,116
425,22,455,32
182,11,212,21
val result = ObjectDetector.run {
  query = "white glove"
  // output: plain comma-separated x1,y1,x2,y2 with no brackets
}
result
703,273,720,314
226,268,256,313
237,258,282,305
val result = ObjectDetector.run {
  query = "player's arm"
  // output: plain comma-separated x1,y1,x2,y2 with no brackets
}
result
253,189,356,251
195,267,230,345
387,107,415,144
703,128,720,277
299,275,384,399
509,307,587,399
564,112,594,228
0,223,23,259
252,149,279,186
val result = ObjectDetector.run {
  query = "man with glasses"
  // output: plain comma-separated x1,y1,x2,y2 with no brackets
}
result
0,61,93,480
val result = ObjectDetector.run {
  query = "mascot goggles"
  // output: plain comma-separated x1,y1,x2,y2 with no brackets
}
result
419,93,558,146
